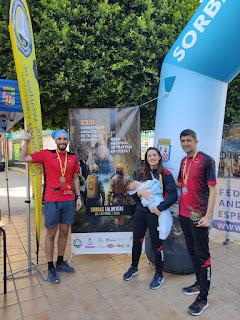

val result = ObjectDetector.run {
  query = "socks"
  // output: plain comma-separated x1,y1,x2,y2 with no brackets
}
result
48,256,64,270
56,256,64,265
48,262,55,271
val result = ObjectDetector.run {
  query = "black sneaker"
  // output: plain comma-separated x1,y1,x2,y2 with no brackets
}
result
182,282,200,296
188,296,209,316
150,272,164,290
123,266,138,281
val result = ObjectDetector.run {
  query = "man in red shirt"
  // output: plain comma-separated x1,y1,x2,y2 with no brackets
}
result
177,129,217,316
20,129,82,284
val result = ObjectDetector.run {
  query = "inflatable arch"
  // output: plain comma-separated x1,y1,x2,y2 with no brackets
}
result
146,0,240,273
155,0,240,176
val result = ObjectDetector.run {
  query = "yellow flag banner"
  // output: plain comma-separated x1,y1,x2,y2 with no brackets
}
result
8,0,43,242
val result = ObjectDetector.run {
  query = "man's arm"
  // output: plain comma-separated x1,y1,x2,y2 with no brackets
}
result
197,184,217,227
19,130,33,162
176,161,183,188
19,140,33,162
73,173,82,211
176,180,181,188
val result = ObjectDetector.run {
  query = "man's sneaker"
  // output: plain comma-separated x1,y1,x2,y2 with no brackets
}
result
123,266,138,281
182,282,200,296
56,261,75,273
48,268,60,284
150,272,164,290
188,296,209,316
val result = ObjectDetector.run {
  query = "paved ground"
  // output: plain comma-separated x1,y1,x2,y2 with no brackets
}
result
0,170,240,320
0,169,34,217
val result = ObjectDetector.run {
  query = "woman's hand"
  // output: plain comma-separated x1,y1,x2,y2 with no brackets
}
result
138,189,152,200
149,207,161,216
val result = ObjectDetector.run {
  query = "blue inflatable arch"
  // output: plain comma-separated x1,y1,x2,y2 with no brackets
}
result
154,0,240,177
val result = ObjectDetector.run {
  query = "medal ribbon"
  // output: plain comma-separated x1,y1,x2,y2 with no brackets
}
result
182,152,198,186
56,151,68,179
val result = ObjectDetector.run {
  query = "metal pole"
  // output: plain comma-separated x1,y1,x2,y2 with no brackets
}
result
0,226,7,294
6,156,47,281
23,121,32,267
25,163,32,268
4,133,10,219
5,128,47,281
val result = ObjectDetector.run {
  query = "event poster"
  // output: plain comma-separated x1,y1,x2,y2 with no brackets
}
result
69,107,140,253
212,124,240,239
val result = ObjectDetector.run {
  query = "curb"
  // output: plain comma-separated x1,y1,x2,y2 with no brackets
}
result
9,167,26,174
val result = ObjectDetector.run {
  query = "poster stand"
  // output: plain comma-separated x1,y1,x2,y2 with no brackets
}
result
4,133,11,219
7,163,47,281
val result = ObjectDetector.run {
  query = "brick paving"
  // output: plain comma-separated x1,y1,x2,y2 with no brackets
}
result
0,171,240,320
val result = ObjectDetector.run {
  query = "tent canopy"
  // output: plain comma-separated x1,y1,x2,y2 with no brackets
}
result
0,79,23,131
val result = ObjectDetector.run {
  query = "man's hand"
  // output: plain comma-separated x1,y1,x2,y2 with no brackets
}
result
197,216,210,228
76,198,82,211
24,128,32,141
149,207,161,217
19,129,33,162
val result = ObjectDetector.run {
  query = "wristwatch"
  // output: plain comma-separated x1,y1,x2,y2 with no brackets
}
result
76,194,81,199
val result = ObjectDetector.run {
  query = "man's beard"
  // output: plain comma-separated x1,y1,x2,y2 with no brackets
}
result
57,144,67,151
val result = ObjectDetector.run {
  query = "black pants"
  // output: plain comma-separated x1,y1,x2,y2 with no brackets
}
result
132,205,163,274
179,215,211,300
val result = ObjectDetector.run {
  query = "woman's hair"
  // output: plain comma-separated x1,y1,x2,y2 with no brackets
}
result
142,147,163,177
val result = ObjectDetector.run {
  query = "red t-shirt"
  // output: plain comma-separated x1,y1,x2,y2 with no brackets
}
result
31,150,80,202
177,152,216,218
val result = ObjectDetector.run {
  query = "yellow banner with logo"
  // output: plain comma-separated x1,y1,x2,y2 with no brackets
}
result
8,0,43,243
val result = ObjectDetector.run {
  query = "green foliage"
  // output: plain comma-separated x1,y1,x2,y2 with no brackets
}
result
225,75,240,124
0,1,15,79
31,0,199,129
2,0,239,130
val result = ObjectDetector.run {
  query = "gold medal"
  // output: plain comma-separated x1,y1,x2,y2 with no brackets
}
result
182,187,188,195
59,176,66,184
56,151,68,185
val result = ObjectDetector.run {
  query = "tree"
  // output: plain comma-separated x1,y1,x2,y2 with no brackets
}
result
0,1,15,79
225,75,240,124
1,1,239,129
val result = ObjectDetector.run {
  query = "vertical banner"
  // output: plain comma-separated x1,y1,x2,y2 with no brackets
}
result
69,107,140,254
9,0,43,241
212,124,240,240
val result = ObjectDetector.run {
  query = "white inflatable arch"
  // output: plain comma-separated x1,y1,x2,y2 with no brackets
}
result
155,0,240,177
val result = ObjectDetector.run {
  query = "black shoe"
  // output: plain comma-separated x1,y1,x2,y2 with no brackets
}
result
188,296,209,316
182,282,200,296
150,272,164,290
123,266,138,281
